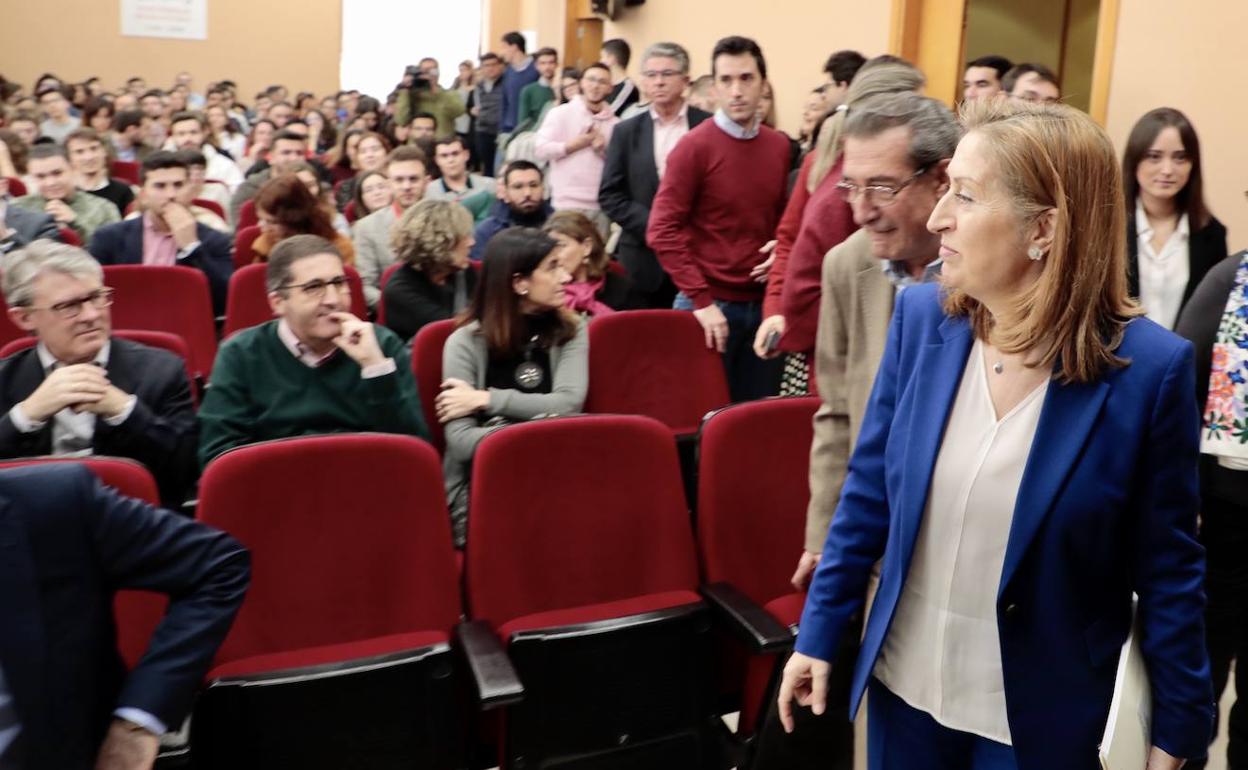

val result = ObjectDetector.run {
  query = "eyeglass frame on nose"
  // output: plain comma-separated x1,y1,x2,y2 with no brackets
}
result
22,287,115,319
834,166,930,207
279,275,350,299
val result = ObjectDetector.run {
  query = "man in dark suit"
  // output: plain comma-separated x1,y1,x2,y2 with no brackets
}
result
0,462,249,768
598,41,711,309
88,151,232,314
0,240,197,504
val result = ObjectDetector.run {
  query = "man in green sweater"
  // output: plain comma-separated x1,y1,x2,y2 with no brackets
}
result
394,58,466,141
198,234,428,466
516,47,559,131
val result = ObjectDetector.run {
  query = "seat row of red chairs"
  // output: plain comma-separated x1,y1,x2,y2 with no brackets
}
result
0,398,819,768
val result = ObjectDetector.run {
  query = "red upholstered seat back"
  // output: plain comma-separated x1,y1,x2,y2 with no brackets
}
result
3,177,27,196
584,310,730,435
410,319,456,453
58,227,81,246
236,198,258,230
192,198,226,219
222,263,368,338
233,225,262,269
102,265,217,383
466,415,700,627
198,433,461,666
109,160,140,185
0,295,29,350
697,397,820,606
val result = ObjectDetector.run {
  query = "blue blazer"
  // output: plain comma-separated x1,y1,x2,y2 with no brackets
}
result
0,464,248,769
88,218,233,314
796,283,1213,768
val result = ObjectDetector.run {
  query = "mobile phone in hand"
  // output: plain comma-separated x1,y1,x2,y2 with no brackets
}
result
764,329,781,353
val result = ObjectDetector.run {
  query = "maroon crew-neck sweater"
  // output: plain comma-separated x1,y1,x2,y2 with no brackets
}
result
645,119,791,309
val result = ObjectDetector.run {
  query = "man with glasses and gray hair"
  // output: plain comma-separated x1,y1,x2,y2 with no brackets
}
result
197,234,427,466
599,41,711,309
0,239,198,504
794,92,960,592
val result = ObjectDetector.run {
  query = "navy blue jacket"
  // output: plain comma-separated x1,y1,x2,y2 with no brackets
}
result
797,283,1214,767
470,199,553,262
88,219,233,314
0,464,248,769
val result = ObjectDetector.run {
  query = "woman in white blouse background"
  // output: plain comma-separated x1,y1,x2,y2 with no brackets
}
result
778,99,1213,770
1123,107,1227,330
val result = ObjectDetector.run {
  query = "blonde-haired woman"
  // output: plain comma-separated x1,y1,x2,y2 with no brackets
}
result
780,99,1212,769
381,199,477,341
753,60,925,394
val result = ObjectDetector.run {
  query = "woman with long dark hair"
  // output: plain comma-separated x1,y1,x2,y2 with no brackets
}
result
1122,107,1227,330
438,227,586,544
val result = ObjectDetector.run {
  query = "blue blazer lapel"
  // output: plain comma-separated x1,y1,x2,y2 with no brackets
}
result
123,219,144,264
0,498,48,732
998,375,1110,598
895,313,973,562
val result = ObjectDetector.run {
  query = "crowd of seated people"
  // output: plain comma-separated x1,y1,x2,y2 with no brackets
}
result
0,26,1244,770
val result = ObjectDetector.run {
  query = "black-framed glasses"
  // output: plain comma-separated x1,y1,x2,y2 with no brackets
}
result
835,166,929,207
280,275,349,299
24,287,115,319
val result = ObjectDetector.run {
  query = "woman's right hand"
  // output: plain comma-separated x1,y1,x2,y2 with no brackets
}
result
777,651,832,733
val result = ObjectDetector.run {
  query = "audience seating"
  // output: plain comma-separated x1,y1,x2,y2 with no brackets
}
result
192,433,520,768
410,319,456,454
0,329,199,406
343,200,358,224
0,296,28,350
193,198,227,220
236,199,258,230
110,160,141,185
58,227,81,246
3,177,26,196
696,397,856,767
233,225,261,269
466,415,724,768
102,265,218,386
584,310,730,436
221,263,368,338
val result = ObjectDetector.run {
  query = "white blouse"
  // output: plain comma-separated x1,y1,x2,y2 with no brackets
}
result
1136,199,1190,330
874,339,1049,745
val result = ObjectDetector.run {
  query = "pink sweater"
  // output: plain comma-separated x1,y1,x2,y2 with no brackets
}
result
534,96,620,210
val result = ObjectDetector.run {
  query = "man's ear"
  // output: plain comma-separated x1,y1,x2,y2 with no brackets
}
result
8,306,36,333
931,158,952,195
266,291,285,318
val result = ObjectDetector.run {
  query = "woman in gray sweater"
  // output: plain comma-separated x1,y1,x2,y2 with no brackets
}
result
437,227,588,544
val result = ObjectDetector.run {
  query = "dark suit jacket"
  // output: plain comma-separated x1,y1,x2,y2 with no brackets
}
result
1126,212,1228,318
382,264,478,342
0,463,248,769
87,218,233,314
598,105,711,295
0,338,198,504
2,205,59,250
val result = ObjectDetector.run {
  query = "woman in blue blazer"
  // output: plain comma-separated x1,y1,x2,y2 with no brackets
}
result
778,100,1213,769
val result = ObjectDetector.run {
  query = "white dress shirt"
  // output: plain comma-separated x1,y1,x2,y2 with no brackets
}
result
874,339,1049,745
1135,200,1190,330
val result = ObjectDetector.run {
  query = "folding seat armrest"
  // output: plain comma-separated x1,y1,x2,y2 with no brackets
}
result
701,582,794,655
454,620,524,710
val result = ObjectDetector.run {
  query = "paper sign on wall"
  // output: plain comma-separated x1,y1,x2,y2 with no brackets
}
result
121,0,207,40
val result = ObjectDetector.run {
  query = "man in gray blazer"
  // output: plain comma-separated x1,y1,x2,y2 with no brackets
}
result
352,146,431,309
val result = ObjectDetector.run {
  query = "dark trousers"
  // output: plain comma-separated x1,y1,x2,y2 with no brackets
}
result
674,293,782,403
474,130,498,177
867,679,1018,770
1188,490,1248,770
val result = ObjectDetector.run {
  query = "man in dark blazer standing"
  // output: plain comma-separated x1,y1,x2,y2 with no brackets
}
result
0,240,198,504
0,462,249,769
88,151,232,314
598,41,710,309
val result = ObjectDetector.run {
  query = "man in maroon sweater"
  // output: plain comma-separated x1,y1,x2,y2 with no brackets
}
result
646,36,790,402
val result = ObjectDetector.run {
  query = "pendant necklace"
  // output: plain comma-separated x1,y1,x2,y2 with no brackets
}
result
514,334,545,389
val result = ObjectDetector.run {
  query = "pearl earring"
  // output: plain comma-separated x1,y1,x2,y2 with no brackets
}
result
1027,246,1045,261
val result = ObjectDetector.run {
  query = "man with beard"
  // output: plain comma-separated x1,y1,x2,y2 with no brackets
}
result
470,160,552,261
534,63,619,236
197,234,426,466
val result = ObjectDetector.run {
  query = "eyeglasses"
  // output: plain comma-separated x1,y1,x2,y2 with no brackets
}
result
24,287,115,319
834,167,929,207
280,275,349,299
642,69,684,80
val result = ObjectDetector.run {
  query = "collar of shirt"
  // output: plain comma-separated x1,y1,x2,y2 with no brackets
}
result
83,175,110,193
713,108,760,140
36,339,110,371
511,56,533,72
650,101,689,126
277,319,339,368
1135,198,1190,242
575,96,615,123
881,257,943,289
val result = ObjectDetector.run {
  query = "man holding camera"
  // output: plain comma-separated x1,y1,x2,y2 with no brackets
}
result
395,58,465,141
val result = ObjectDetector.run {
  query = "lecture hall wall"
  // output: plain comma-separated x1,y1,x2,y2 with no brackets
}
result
2,0,1244,246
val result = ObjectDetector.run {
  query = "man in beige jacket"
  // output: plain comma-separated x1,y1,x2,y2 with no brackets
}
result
793,93,958,589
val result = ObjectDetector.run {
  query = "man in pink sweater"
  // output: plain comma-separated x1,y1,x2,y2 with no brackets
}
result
647,36,791,401
534,63,619,237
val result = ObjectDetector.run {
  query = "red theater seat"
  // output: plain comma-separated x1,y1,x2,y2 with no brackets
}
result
102,265,218,386
410,319,456,454
221,263,367,338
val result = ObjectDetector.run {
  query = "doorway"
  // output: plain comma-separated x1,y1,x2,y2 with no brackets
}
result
564,0,604,72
